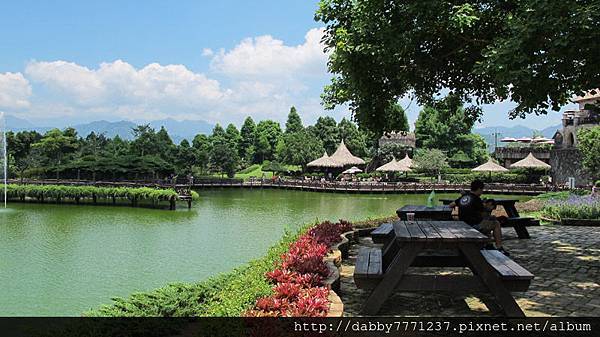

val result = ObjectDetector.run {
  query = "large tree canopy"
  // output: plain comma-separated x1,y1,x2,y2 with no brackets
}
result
316,0,600,134
414,95,488,167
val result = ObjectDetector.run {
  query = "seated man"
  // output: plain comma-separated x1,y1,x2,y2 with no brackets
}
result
450,180,509,256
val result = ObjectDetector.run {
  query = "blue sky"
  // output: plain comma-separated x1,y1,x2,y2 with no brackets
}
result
0,0,571,129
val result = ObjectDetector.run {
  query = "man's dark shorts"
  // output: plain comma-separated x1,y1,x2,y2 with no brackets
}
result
472,218,497,235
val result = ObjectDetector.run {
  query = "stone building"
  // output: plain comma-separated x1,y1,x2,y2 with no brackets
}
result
551,90,599,186
378,131,416,149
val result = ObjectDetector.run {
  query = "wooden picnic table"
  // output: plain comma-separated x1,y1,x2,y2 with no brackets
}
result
440,197,520,217
396,205,453,220
439,197,538,239
355,220,532,316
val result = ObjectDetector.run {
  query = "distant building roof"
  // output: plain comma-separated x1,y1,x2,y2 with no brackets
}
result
378,131,416,148
572,89,600,102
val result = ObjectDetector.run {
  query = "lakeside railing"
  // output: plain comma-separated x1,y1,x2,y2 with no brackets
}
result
190,179,558,195
7,178,561,195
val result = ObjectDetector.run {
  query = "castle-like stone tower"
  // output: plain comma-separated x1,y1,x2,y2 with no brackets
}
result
554,90,599,148
551,90,599,187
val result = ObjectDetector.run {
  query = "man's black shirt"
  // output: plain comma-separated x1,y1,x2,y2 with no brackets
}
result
455,192,484,226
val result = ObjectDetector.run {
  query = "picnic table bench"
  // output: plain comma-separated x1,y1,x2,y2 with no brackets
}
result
439,198,540,239
355,220,533,316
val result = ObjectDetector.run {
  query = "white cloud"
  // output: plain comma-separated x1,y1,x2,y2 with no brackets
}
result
14,28,340,125
0,72,32,109
26,60,227,107
210,28,328,79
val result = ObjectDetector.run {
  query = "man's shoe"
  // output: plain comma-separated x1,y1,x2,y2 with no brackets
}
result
497,247,510,257
484,244,495,250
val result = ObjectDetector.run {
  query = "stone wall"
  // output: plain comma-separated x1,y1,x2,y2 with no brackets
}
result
550,148,593,187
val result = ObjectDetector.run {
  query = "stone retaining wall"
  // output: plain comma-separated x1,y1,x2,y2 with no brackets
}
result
550,148,593,186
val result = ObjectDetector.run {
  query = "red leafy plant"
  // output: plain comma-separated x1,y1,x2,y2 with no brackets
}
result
245,220,352,317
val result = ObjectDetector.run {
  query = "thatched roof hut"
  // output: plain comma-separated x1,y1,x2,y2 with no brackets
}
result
510,153,551,170
472,159,508,173
329,140,365,166
307,152,343,168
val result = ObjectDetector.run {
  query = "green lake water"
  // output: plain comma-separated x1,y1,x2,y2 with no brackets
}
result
0,189,526,316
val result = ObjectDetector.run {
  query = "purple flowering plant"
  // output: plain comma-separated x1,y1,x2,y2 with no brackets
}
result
541,194,600,220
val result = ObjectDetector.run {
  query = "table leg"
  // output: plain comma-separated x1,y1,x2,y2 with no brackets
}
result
514,225,530,239
504,203,519,218
459,244,525,317
361,243,423,315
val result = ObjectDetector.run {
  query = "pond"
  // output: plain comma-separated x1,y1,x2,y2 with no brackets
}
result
0,189,527,316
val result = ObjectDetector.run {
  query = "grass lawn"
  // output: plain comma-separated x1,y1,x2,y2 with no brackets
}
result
205,164,301,181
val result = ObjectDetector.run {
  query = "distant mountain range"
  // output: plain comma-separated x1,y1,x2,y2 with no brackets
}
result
3,115,214,143
4,113,562,152
474,124,562,151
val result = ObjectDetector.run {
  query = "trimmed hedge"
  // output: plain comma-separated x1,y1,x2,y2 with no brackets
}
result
442,172,529,184
3,184,183,203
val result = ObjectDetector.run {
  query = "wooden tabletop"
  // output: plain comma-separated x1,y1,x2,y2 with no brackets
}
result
393,220,489,242
397,205,452,213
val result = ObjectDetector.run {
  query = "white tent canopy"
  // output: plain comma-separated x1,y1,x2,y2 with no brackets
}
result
342,166,362,174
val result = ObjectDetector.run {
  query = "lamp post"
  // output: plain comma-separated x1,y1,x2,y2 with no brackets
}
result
491,129,502,152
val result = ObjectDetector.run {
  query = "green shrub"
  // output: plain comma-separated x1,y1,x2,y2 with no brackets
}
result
443,172,528,184
3,184,180,203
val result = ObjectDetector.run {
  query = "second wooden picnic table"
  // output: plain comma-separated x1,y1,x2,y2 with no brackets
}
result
356,220,532,317
396,205,453,220
439,198,520,217
439,197,539,239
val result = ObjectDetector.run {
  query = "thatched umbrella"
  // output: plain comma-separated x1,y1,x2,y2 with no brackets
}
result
376,158,401,172
510,153,551,170
397,154,413,171
307,152,343,169
472,159,508,180
329,140,365,166
377,155,413,172
376,156,412,180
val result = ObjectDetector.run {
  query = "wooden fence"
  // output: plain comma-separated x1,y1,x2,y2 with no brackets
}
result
7,178,560,195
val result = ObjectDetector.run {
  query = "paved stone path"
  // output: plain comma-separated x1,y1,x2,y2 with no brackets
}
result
340,225,600,316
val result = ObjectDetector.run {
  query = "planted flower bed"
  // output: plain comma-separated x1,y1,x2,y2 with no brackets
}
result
541,194,600,223
245,220,352,317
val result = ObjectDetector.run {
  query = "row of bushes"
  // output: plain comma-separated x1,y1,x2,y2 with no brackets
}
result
245,220,352,317
442,172,531,184
541,194,600,220
86,219,352,317
2,184,198,203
